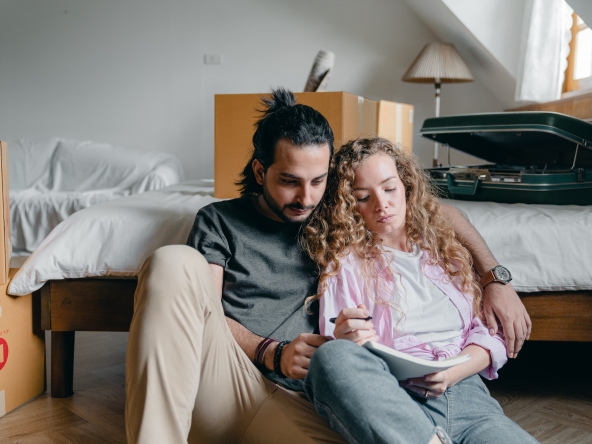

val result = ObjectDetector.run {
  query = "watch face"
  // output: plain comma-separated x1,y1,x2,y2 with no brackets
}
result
493,265,512,282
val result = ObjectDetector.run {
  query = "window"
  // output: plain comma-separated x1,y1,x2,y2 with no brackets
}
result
563,13,592,93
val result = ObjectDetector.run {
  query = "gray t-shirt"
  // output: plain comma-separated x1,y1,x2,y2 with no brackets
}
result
186,197,318,387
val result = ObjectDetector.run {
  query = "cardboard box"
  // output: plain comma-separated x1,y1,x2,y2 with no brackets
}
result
214,92,414,198
0,142,10,284
0,269,45,417
376,101,414,154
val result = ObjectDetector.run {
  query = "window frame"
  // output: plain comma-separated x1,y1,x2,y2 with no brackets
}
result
563,12,592,93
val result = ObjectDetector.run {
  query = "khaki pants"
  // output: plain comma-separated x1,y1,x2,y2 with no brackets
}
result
126,245,345,444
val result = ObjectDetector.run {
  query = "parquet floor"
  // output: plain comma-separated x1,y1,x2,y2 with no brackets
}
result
1,332,127,444
486,341,592,443
1,334,591,443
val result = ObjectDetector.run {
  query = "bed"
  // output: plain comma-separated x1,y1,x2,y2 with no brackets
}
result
9,138,184,255
7,182,592,397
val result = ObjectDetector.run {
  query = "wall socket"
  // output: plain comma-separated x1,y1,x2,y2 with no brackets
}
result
204,54,223,65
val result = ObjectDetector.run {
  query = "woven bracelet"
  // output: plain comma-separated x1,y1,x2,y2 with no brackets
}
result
274,340,291,378
254,337,276,371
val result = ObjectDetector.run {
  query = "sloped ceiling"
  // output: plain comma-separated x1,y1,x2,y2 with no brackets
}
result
441,0,526,79
405,0,592,110
402,0,526,110
567,0,592,27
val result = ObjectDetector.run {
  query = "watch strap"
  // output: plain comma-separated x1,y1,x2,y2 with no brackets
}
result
480,269,496,287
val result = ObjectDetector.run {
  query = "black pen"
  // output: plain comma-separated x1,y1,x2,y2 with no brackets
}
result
329,316,372,324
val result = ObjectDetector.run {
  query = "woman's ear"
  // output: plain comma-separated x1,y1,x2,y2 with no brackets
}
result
252,159,265,186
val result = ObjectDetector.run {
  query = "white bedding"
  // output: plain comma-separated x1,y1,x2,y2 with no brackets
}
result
9,138,185,253
9,180,217,296
10,188,129,254
8,188,592,296
444,199,592,293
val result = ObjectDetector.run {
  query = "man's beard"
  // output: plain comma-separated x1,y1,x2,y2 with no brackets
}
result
262,184,316,224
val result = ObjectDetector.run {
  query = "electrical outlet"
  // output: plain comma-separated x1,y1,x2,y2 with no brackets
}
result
204,54,223,65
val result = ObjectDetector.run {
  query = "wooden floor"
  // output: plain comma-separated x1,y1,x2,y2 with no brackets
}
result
1,334,591,443
486,341,592,443
1,332,127,444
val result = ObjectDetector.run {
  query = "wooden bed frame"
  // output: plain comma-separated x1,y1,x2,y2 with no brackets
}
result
36,277,592,398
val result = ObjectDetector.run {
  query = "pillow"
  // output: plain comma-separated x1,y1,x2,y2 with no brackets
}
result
8,181,217,296
8,138,60,190
49,139,184,192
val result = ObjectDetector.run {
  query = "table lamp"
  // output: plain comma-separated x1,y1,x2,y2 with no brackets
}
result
402,42,474,166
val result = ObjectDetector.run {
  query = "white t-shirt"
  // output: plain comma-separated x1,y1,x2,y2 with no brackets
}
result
385,245,463,348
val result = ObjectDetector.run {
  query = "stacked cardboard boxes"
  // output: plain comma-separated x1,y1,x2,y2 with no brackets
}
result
0,141,46,417
214,92,414,198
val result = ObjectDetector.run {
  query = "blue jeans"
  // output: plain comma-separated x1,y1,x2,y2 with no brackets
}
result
304,340,539,444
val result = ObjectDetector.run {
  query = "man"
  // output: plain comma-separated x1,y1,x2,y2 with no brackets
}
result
126,88,531,443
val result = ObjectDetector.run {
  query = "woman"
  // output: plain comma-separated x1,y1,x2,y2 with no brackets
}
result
303,137,537,443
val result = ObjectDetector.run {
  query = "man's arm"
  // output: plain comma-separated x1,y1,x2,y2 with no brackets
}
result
209,264,331,379
439,204,532,358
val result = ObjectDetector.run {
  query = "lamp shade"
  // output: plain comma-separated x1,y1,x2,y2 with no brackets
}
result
402,42,474,83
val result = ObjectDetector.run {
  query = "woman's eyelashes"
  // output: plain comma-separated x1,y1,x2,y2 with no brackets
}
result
355,187,396,202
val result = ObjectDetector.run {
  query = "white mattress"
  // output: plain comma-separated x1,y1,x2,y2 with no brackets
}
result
444,199,592,293
8,189,592,295
9,180,217,296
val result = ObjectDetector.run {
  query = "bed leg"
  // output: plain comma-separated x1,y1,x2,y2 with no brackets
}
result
51,331,75,398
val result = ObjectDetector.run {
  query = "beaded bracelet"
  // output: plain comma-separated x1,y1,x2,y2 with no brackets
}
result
254,337,276,371
274,340,291,378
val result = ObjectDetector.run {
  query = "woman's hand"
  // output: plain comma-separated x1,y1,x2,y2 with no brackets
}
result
400,345,492,398
400,370,454,398
333,304,378,345
400,370,451,399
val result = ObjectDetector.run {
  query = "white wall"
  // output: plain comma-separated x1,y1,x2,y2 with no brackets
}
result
404,0,528,110
443,0,526,78
0,0,504,178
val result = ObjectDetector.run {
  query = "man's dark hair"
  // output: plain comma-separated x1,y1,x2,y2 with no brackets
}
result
236,88,334,196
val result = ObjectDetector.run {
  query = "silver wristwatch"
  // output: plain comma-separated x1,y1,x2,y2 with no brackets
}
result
480,265,512,287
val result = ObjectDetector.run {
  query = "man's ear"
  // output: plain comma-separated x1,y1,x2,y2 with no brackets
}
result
252,159,265,186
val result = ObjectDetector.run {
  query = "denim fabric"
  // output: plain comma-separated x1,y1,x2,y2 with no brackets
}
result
304,340,445,444
305,340,538,444
415,374,539,444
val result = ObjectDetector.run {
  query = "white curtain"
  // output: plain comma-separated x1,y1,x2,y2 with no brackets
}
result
515,0,573,102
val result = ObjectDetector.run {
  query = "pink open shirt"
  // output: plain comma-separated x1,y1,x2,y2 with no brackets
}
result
319,250,507,379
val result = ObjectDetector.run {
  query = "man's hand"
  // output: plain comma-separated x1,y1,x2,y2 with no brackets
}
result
333,304,378,345
439,204,533,359
482,283,532,358
265,333,332,379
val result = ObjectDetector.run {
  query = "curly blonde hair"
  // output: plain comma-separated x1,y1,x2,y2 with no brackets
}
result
302,137,482,315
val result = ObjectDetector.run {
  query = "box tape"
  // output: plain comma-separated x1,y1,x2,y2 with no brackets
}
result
395,104,402,145
358,96,365,133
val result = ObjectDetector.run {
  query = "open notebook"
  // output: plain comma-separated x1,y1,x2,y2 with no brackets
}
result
363,341,470,380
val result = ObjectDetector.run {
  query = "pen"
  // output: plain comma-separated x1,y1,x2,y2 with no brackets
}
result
329,316,372,324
